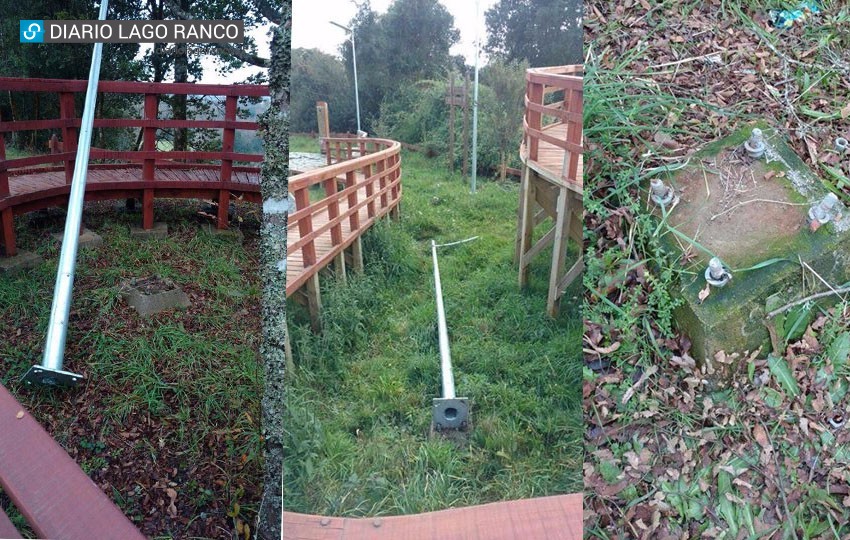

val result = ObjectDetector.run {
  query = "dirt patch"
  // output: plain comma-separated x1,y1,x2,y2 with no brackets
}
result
131,275,177,295
669,148,807,266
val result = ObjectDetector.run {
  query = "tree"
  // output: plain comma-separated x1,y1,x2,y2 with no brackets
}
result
256,1,289,538
484,0,583,67
291,48,355,133
340,0,459,132
480,59,528,181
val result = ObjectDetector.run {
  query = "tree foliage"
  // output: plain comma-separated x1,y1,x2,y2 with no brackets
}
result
339,0,459,132
290,48,355,133
485,0,582,67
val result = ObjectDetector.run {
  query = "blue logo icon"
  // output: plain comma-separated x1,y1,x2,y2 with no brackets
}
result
20,20,44,43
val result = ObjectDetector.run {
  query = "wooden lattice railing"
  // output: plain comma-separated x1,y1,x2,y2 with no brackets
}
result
522,65,583,189
287,136,402,295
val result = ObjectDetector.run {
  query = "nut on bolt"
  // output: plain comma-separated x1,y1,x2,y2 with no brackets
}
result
744,128,766,159
808,192,838,229
650,178,678,206
705,257,732,287
836,137,850,154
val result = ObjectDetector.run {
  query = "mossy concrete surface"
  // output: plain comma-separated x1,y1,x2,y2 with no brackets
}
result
121,278,190,316
659,125,850,363
0,251,43,275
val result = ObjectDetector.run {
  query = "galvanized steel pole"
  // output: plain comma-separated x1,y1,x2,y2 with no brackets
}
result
470,0,480,194
23,0,109,387
430,240,469,431
431,240,455,399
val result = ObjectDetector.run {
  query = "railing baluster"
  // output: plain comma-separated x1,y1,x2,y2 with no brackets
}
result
345,170,359,231
377,157,387,212
294,188,316,266
324,177,342,247
218,94,237,229
363,159,375,219
59,92,77,185
527,79,543,162
0,133,14,256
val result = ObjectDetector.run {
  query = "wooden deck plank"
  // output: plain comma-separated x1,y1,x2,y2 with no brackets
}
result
282,493,582,540
0,385,145,539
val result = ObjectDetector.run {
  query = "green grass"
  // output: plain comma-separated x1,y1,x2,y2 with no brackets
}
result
283,135,581,515
0,201,264,537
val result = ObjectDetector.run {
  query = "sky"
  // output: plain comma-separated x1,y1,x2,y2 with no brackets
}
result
187,0,498,83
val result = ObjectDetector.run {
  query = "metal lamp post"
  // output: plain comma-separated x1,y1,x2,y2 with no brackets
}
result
22,0,109,387
330,20,362,136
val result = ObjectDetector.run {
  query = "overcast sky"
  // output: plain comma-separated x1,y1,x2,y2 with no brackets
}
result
193,0,497,83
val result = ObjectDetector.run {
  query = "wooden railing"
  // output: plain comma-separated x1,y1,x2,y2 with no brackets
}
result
0,384,144,539
0,77,268,219
287,136,401,294
522,65,583,187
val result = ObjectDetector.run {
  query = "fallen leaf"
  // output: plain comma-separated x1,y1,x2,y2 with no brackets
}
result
698,284,711,303
753,424,773,453
15,410,24,419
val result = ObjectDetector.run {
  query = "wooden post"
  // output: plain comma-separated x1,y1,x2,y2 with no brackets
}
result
547,187,570,317
447,73,455,172
0,133,8,198
305,273,322,332
0,136,14,256
294,188,316,266
316,101,330,156
324,177,346,282
517,166,536,288
59,92,77,185
218,95,237,229
350,236,364,273
142,93,158,229
377,158,387,211
527,80,543,162
363,161,375,219
462,72,470,177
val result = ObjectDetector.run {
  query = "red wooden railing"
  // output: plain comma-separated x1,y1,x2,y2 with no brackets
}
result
287,136,402,295
0,77,269,255
521,66,583,189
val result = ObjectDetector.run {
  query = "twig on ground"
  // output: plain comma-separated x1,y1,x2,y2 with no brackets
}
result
766,286,850,319
709,199,808,221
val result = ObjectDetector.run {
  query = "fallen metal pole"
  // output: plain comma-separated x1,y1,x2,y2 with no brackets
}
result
430,239,469,431
22,0,109,387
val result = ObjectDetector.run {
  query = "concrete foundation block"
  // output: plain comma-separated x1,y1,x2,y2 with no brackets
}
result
656,125,850,366
129,222,168,241
0,251,43,275
121,276,190,316
52,229,103,249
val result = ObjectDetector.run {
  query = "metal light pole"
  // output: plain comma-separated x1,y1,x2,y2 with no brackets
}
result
470,0,481,194
22,0,109,387
430,239,472,432
330,21,362,136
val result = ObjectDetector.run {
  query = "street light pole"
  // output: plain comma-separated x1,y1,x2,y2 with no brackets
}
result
330,21,362,135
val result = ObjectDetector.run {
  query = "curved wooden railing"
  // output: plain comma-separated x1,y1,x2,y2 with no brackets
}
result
287,136,402,295
0,78,268,255
521,65,583,191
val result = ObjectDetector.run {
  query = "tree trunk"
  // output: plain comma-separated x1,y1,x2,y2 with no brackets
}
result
172,0,190,152
255,4,290,539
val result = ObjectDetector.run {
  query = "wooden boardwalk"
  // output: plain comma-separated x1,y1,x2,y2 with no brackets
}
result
287,137,401,329
283,493,582,539
516,65,583,317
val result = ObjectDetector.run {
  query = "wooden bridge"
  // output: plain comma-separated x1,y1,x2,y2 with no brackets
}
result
516,65,583,316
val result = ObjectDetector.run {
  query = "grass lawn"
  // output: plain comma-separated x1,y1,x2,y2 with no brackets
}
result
284,135,582,515
0,201,265,538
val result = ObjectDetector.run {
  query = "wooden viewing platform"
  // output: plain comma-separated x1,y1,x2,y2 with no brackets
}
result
516,65,583,317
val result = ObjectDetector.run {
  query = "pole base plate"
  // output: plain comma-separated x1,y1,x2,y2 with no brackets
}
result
21,366,84,387
432,397,469,431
